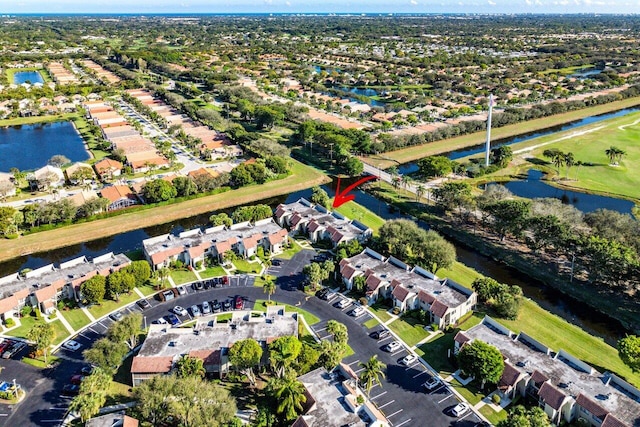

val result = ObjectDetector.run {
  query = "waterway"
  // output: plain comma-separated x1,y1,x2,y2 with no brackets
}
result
0,121,90,172
488,170,635,214
398,105,640,175
0,178,628,344
13,71,44,85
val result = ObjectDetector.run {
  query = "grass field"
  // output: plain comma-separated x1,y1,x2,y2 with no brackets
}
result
277,238,304,260
0,113,76,128
253,299,320,325
363,318,380,329
387,317,430,347
170,269,197,285
0,159,329,261
369,302,393,323
59,308,91,332
8,317,69,345
479,404,508,425
333,199,386,234
87,292,139,319
466,111,640,201
200,265,227,278
364,96,640,169
232,259,262,274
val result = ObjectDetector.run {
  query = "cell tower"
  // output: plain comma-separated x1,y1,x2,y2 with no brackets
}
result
485,94,494,167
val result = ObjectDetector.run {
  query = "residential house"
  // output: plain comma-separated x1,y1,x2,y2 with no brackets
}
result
99,185,138,211
94,159,123,181
454,316,640,427
85,411,139,427
339,248,476,328
66,190,99,208
131,306,298,385
27,165,65,191
64,162,96,185
0,172,16,198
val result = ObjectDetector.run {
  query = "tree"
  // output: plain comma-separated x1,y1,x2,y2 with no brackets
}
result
563,152,575,179
69,368,110,422
0,180,15,201
143,179,177,203
231,204,272,223
27,322,55,364
157,267,170,290
172,176,198,197
543,148,565,173
310,186,330,208
359,355,386,396
107,312,142,350
272,376,307,422
497,405,552,427
490,145,513,168
124,261,152,286
418,155,453,178
326,320,348,345
605,146,626,165
294,342,321,375
262,275,276,303
618,335,640,373
269,336,302,378
48,154,70,168
303,261,334,290
106,270,136,301
174,355,206,378
0,206,22,237
457,340,504,388
525,215,568,253
83,338,128,375
485,199,531,241
344,156,364,177
80,275,106,305
209,212,233,227
228,338,263,387
415,184,426,201
432,181,472,215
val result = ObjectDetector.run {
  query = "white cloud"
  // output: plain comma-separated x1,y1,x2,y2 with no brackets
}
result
410,0,418,4
488,0,496,4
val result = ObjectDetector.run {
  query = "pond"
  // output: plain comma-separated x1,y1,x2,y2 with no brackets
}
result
0,121,90,172
397,105,640,175
488,169,635,214
337,86,380,97
569,68,603,79
13,70,44,85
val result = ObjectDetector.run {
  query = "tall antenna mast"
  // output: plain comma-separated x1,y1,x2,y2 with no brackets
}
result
485,94,494,167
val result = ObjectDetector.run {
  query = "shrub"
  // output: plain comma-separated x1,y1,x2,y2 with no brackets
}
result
431,323,439,331
392,307,401,315
4,318,15,328
0,391,13,400
20,306,32,317
34,308,42,319
492,394,501,404
195,260,203,269
356,395,365,405
358,297,368,307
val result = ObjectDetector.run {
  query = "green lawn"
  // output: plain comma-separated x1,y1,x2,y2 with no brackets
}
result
22,355,60,369
277,238,304,260
343,344,355,358
136,284,160,296
449,378,484,406
8,316,69,345
333,199,386,234
363,318,380,329
368,302,393,323
480,405,508,425
170,269,198,285
253,300,321,325
254,275,276,288
87,292,139,319
437,261,483,287
200,265,227,279
387,317,430,347
232,259,262,274
59,308,91,332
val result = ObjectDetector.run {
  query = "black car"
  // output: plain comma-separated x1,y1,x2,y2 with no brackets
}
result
2,341,26,359
192,281,203,291
316,288,329,299
272,259,282,266
136,299,151,310
222,300,232,311
203,280,211,290
61,384,80,397
212,300,221,313
371,329,390,340
80,366,94,376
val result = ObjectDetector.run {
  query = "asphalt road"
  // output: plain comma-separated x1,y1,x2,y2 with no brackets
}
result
1,249,481,426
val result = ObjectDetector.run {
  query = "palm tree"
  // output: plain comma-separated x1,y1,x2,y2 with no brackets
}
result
274,376,307,421
605,146,626,165
563,152,575,179
574,160,583,181
174,355,205,378
263,275,276,303
157,267,170,290
391,176,401,191
416,184,425,201
359,355,386,396
401,174,412,191
552,152,565,173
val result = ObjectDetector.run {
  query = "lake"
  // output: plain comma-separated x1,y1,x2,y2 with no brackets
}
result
13,71,44,85
0,121,90,172
488,169,635,214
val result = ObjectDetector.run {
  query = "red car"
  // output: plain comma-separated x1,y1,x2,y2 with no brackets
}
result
222,276,229,285
234,296,244,310
0,340,10,354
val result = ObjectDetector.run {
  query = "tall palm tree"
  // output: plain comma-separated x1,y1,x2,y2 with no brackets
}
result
416,184,426,201
359,355,386,396
263,275,276,303
174,355,205,378
391,176,402,191
563,152,575,179
552,152,565,173
401,174,412,191
274,376,307,421
605,146,626,165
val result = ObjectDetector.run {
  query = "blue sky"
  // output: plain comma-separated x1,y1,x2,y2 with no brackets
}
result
3,0,640,14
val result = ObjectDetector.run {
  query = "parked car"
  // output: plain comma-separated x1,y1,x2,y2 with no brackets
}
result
80,366,94,376
161,289,175,302
190,304,201,317
222,300,232,311
451,402,470,417
166,314,181,326
349,306,365,317
0,339,11,354
399,354,418,366
272,259,282,266
371,329,390,340
61,384,80,397
70,375,85,385
234,296,245,310
192,282,203,291
422,376,442,391
176,286,187,295
334,299,351,309
137,299,151,310
212,300,221,313
202,301,211,315
222,276,229,285
62,340,82,351
153,317,168,325
173,306,188,316
109,312,123,322
203,280,211,290
2,341,26,359
384,341,402,352
316,288,329,299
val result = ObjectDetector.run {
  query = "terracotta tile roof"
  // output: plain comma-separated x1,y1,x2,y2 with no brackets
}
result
538,382,567,410
268,229,288,245
122,415,139,427
242,233,262,250
188,242,211,259
365,274,382,292
188,349,221,366
392,285,411,302
389,278,402,289
601,414,627,427
454,331,470,345
417,289,436,305
290,213,303,227
531,370,549,385
340,265,357,281
150,247,183,266
0,295,19,314
100,185,135,203
131,356,173,374
430,300,449,318
187,167,219,179
13,288,30,300
576,393,609,421
214,240,233,254
34,284,61,301
499,363,522,390
291,417,310,427
307,220,321,233
339,258,349,268
274,206,286,219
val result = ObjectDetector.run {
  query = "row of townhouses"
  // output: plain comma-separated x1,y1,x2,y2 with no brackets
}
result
142,218,289,270
0,252,131,323
339,248,477,329
455,316,640,427
275,198,373,248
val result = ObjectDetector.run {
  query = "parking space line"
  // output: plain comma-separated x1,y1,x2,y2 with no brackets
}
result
348,360,360,366
459,412,472,421
78,333,91,340
431,384,446,393
88,327,97,333
377,400,395,409
438,394,454,404
394,418,412,427
391,349,404,356
412,370,428,378
314,327,327,333
354,368,365,374
370,391,387,400
385,409,403,419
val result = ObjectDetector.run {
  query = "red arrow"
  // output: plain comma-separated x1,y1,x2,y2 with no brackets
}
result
332,175,378,208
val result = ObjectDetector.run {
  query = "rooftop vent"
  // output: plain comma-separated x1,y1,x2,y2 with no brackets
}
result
516,361,527,368
596,393,611,401
558,382,569,389
168,341,177,347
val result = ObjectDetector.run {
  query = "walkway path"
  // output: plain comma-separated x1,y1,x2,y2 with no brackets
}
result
362,162,456,201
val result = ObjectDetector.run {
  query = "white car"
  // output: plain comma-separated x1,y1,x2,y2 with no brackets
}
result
153,317,168,325
190,304,201,317
384,341,402,352
201,301,211,315
173,306,188,316
62,340,82,351
452,402,470,417
399,354,418,366
349,306,365,317
422,376,442,391
334,299,351,309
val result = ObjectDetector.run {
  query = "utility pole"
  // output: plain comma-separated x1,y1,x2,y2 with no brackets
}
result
485,94,494,167
329,143,334,162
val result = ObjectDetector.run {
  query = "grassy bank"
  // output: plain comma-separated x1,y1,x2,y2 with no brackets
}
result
365,96,640,169
0,160,329,260
332,199,386,234
0,113,76,128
